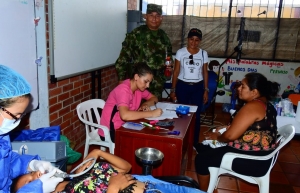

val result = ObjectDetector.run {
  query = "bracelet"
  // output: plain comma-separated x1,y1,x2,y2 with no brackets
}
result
170,88,175,93
218,127,227,134
204,88,209,92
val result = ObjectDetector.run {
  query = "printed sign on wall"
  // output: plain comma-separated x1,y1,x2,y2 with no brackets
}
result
208,58,300,104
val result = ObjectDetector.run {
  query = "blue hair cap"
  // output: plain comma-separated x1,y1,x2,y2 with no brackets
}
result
0,65,31,99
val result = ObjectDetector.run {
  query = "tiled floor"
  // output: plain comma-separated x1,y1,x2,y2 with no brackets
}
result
183,105,300,193
72,104,300,193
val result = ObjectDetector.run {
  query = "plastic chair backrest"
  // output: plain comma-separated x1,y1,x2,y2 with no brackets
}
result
274,124,295,155
76,99,114,157
261,124,295,172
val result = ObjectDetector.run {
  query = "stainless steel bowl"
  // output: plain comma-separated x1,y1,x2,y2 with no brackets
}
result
135,147,164,166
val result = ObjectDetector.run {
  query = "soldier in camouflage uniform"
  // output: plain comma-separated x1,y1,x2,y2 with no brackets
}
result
115,4,172,99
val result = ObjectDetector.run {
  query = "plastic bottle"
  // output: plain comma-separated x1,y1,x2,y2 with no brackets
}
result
164,56,171,80
164,48,172,80
277,101,282,116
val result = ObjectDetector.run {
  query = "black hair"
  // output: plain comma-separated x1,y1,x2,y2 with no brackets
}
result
244,72,280,100
130,62,153,79
208,60,220,71
0,93,32,108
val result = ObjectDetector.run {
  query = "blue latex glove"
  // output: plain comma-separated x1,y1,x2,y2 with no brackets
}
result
29,160,62,173
39,169,63,193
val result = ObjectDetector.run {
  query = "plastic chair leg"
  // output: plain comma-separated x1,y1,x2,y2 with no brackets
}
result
109,144,115,154
259,183,269,193
207,167,219,193
84,143,89,158
257,176,269,193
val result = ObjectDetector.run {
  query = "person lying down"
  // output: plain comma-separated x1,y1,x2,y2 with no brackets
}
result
11,149,205,193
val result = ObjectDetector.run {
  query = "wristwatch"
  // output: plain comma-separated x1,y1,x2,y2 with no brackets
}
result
170,88,176,93
204,88,209,92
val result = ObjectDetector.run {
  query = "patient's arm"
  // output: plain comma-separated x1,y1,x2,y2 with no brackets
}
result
53,181,69,192
218,100,266,142
107,173,138,193
76,149,132,174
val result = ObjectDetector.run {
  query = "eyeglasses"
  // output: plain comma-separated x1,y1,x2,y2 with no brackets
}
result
0,106,26,123
189,55,194,64
147,14,162,20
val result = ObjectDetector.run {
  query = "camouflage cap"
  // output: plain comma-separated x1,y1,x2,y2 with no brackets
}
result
147,4,162,15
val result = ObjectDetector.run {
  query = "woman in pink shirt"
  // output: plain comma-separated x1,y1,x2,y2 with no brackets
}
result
99,62,163,141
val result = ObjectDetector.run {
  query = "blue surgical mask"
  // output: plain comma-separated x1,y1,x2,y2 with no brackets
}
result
0,112,20,135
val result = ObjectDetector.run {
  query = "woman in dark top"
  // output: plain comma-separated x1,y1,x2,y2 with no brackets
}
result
194,72,280,191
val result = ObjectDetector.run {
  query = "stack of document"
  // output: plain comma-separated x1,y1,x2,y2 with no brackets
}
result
146,102,198,120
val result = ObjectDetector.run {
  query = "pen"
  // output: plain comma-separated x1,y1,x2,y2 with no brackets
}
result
140,122,154,128
140,122,169,130
154,102,157,109
159,130,180,135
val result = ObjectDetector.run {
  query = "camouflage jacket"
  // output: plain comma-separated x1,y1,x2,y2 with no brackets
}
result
115,25,172,98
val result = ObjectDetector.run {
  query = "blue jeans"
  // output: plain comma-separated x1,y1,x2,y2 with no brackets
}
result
133,175,205,193
175,80,204,145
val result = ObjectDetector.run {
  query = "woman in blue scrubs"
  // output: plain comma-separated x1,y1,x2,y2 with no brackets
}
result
0,65,63,193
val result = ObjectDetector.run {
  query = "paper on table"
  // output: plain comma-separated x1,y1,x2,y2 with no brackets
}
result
146,109,178,120
153,102,170,110
155,102,198,113
146,102,197,120
122,122,145,130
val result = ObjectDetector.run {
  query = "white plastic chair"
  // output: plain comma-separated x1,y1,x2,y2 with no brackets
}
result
76,99,115,158
207,124,295,193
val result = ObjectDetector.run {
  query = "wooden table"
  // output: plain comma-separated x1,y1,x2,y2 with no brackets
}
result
114,113,195,176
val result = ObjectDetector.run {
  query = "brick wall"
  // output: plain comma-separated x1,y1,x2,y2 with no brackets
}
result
47,67,118,148
45,1,124,149
18,0,139,150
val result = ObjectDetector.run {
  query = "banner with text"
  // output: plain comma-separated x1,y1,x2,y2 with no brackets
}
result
208,58,300,104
